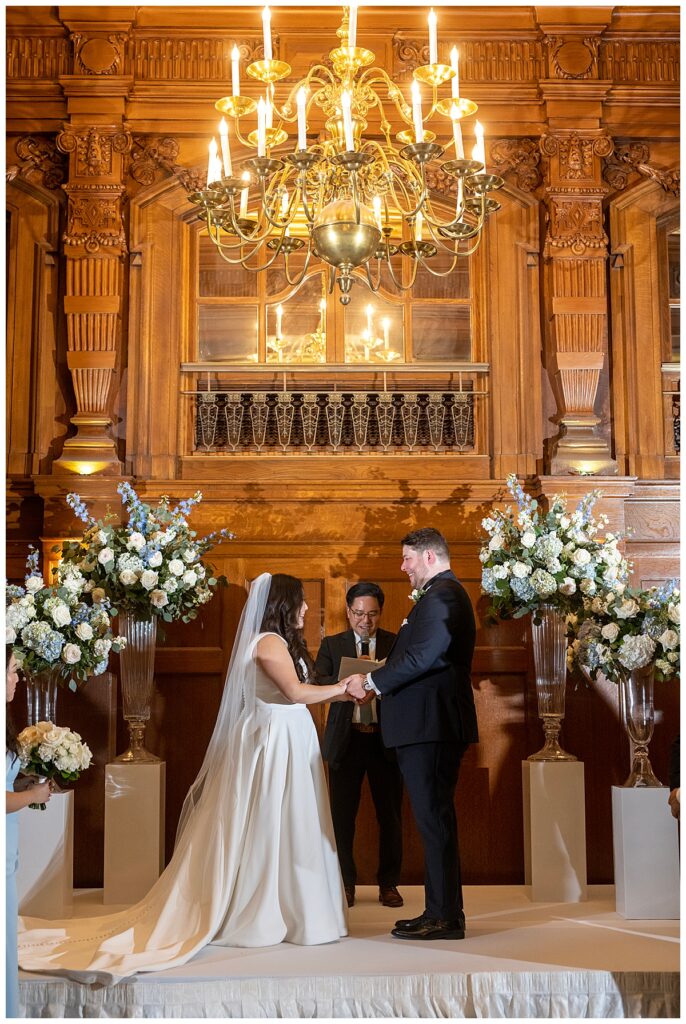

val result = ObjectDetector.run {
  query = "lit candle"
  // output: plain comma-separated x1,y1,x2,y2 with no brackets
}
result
450,46,460,98
411,80,424,144
366,303,373,338
372,195,383,231
472,120,485,168
262,6,272,62
451,104,464,160
297,87,307,150
341,89,354,151
219,118,232,177
383,317,390,350
231,45,241,97
257,96,266,157
276,303,283,338
415,210,423,242
207,137,219,186
240,171,250,217
349,0,358,49
428,9,438,66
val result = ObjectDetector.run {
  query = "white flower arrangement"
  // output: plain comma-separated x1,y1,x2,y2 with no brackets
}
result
569,581,680,684
17,722,93,810
7,550,126,689
480,475,629,619
60,485,233,624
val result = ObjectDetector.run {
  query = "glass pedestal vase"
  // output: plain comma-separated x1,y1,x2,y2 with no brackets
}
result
528,603,577,762
115,612,160,764
25,667,61,726
620,664,662,787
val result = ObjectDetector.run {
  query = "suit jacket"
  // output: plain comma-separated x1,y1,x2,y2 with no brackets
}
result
315,627,397,767
370,569,478,749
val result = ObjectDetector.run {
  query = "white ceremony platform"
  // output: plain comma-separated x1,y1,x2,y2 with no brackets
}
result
20,885,679,1018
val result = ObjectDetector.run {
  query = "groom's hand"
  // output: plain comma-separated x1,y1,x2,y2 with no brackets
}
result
342,674,368,701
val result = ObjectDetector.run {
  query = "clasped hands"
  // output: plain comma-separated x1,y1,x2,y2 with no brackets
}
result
339,673,373,704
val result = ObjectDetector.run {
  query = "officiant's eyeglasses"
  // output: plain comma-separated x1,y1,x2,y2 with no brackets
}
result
349,608,380,619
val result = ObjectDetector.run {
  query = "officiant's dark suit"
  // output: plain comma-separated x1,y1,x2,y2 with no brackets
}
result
369,552,477,929
315,582,403,907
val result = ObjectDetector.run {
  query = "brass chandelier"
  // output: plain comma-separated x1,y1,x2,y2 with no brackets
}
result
190,4,504,304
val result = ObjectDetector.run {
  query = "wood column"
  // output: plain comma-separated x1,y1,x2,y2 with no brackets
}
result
541,130,616,475
53,20,132,476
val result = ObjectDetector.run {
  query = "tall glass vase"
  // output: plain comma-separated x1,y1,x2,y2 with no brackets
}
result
528,603,577,762
620,664,662,787
115,611,160,764
25,666,61,726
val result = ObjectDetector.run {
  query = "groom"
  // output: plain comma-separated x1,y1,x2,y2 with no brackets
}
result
343,527,477,940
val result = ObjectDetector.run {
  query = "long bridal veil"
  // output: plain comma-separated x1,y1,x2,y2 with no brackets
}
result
176,571,271,845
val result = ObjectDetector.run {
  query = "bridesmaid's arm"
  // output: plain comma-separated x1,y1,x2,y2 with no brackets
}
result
255,635,351,705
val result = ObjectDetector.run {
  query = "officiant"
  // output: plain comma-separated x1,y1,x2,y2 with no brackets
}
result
315,582,404,910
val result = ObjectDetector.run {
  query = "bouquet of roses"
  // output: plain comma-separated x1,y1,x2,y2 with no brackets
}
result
480,475,629,620
17,722,93,809
59,484,232,623
7,550,126,689
569,580,680,684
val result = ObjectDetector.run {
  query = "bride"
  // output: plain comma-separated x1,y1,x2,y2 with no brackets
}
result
18,573,351,982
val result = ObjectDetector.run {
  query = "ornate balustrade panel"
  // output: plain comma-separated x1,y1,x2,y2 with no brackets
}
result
190,388,479,455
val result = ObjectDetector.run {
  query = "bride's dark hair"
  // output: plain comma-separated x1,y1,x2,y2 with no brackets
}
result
260,574,315,682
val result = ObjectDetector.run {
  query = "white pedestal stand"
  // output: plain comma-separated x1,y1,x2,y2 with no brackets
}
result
103,761,166,905
611,786,680,919
17,791,74,919
522,761,587,902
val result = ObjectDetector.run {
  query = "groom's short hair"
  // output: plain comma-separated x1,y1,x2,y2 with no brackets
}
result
402,528,450,561
346,581,385,608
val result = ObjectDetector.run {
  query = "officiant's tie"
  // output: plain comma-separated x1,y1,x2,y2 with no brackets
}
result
358,639,373,725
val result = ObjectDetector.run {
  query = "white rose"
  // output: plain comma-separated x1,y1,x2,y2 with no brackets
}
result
127,532,146,552
512,562,531,579
75,622,93,641
140,570,159,591
150,589,169,608
521,531,536,549
658,629,679,651
488,535,504,552
169,559,185,577
601,622,620,642
572,548,592,566
92,587,107,603
51,604,71,628
25,576,44,594
119,569,138,586
182,570,198,587
62,643,81,665
558,578,577,596
147,550,163,569
6,626,16,644
98,547,114,565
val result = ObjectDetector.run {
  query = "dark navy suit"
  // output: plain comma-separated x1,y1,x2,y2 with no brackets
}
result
370,569,477,919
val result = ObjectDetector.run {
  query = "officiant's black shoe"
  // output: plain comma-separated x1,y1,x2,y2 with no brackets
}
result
379,885,404,908
344,885,355,908
391,915,465,940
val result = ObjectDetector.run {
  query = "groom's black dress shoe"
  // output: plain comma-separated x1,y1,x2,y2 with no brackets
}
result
391,915,465,940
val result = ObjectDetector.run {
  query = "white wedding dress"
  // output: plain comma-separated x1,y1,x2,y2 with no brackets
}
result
18,593,347,983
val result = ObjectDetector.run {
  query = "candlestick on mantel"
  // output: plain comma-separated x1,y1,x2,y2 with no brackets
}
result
428,9,438,66
262,6,272,62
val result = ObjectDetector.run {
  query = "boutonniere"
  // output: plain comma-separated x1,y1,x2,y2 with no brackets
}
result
410,587,428,603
